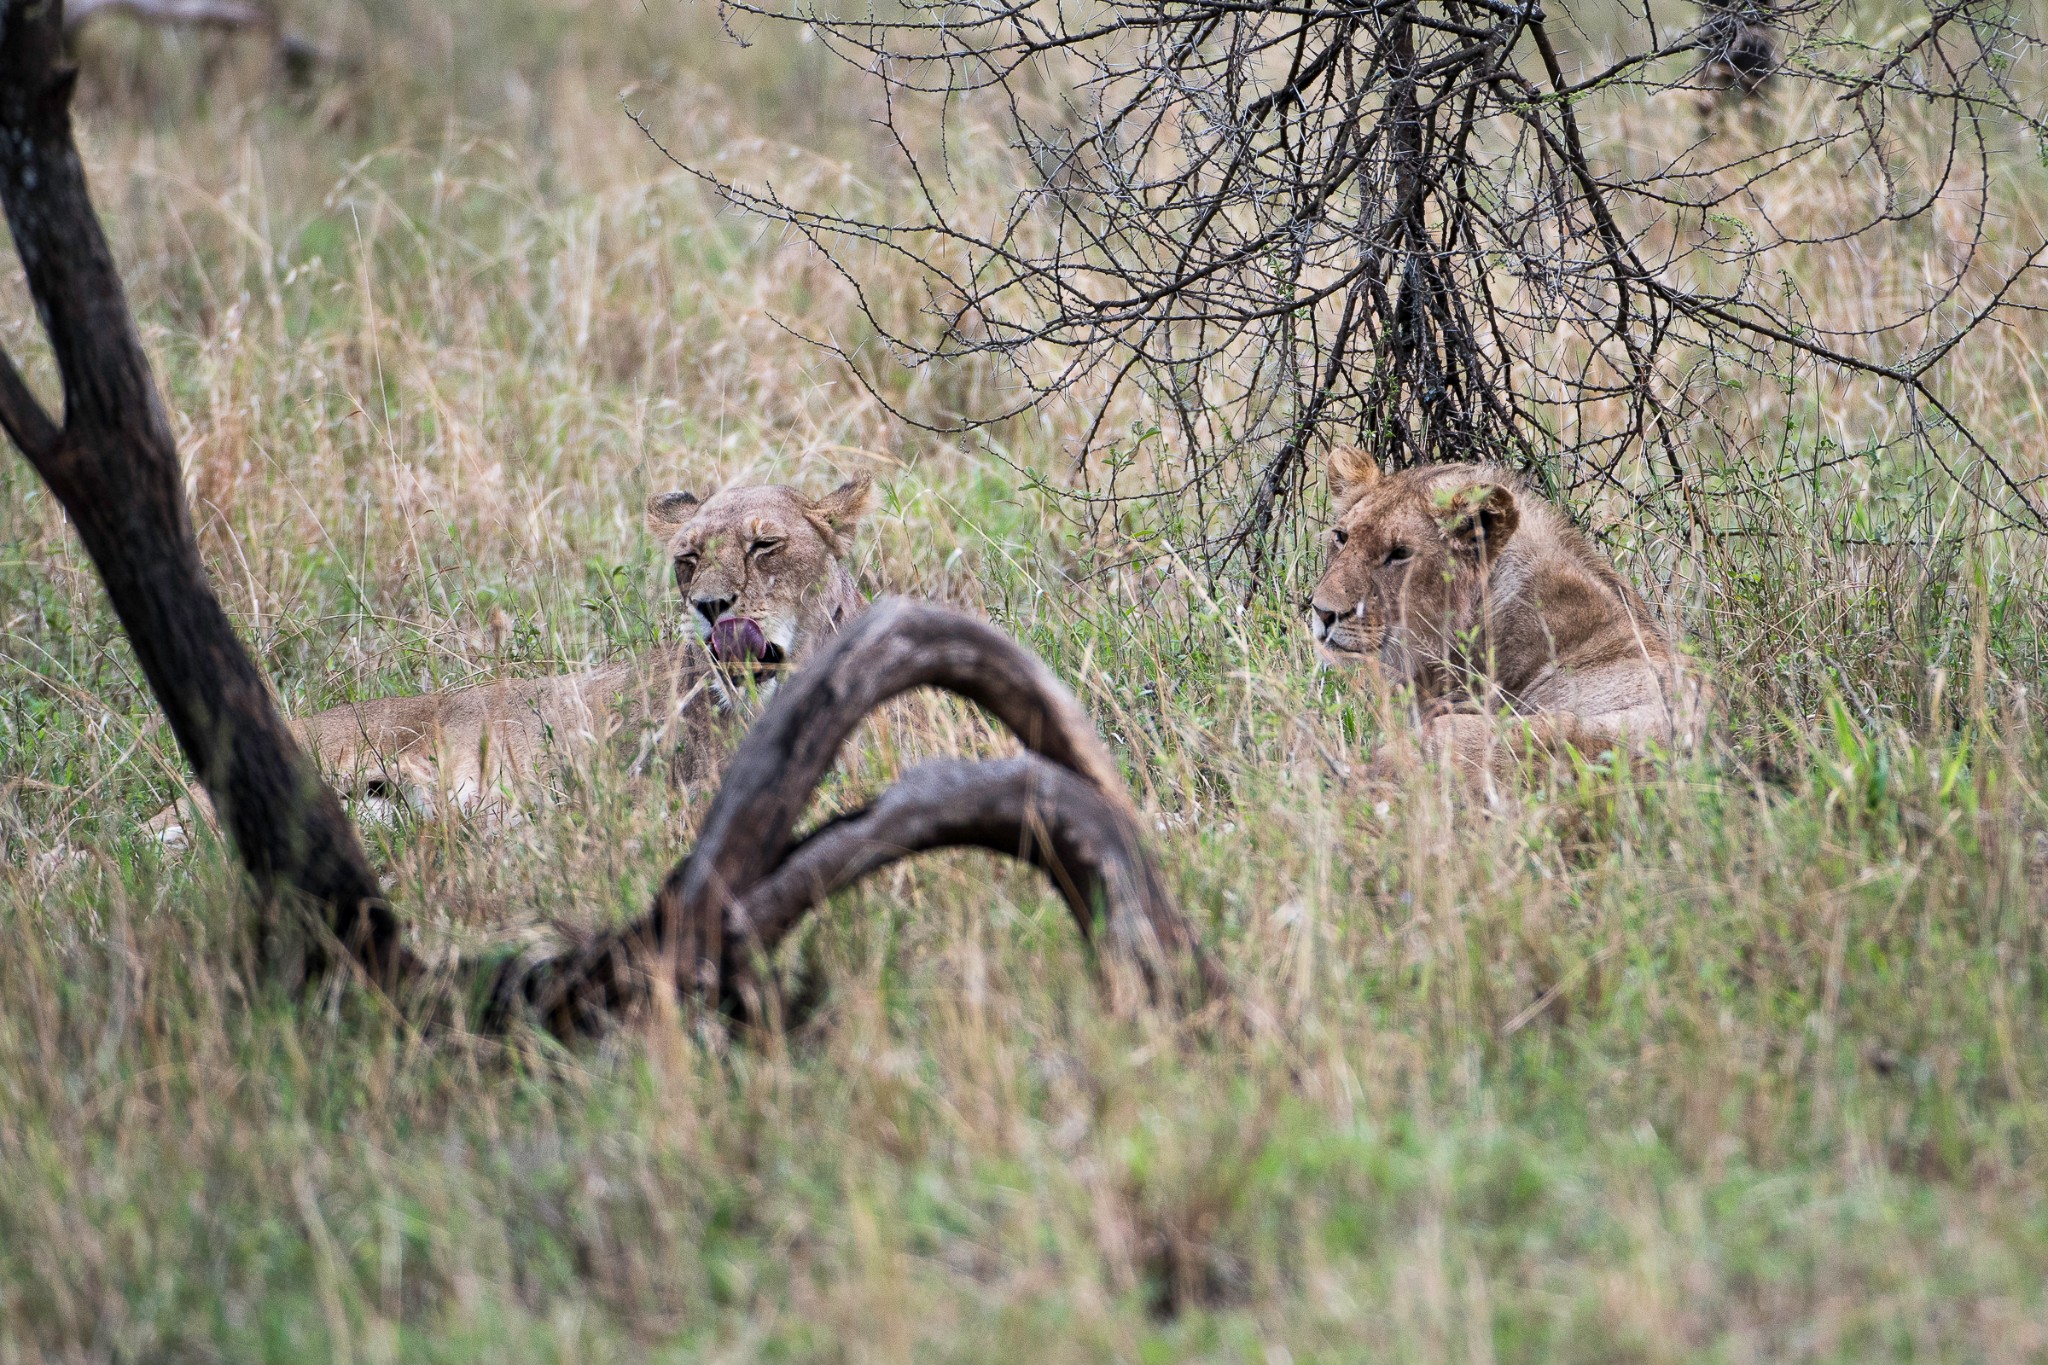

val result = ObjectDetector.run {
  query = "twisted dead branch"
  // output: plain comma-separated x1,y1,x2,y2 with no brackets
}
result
491,600,1224,1038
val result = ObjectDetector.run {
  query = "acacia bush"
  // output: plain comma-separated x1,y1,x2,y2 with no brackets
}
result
676,0,2048,606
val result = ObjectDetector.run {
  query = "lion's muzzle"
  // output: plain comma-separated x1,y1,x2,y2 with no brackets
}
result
1307,596,1381,662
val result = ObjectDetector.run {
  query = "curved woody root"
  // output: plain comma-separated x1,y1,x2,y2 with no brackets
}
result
489,600,1224,1039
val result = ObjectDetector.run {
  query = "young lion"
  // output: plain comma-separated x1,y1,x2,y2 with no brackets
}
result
1306,446,1703,778
147,475,874,846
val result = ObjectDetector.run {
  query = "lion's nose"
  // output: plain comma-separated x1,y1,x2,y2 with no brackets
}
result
1310,604,1338,635
693,593,736,627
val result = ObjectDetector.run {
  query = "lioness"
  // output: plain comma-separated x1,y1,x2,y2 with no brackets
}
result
1306,446,1703,778
148,475,874,845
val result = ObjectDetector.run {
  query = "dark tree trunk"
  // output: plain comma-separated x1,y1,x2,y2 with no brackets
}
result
0,0,402,985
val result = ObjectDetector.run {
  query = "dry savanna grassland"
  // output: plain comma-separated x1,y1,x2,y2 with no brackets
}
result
5,0,2048,1359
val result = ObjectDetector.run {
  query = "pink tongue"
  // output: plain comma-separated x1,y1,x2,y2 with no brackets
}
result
708,617,768,663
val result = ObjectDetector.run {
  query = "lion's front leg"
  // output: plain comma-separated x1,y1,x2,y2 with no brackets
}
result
1357,708,1503,791
142,781,217,851
1418,710,1518,777
1414,710,1612,801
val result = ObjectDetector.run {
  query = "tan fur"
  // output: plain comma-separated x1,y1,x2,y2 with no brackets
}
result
149,477,875,847
1307,447,1704,781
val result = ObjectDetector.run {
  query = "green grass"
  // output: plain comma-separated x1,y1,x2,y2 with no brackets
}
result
3,0,2048,1359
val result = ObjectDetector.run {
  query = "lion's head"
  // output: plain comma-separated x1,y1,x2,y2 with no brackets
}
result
645,475,875,690
1306,446,1520,688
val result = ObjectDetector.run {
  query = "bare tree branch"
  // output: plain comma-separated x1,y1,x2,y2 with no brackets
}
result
662,0,2048,577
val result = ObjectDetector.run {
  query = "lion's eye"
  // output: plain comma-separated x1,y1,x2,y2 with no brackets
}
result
749,538,783,558
674,554,699,577
1383,545,1411,565
1332,527,1349,547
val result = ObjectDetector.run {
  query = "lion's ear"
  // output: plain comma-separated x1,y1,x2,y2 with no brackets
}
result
1327,444,1381,513
806,473,876,553
1434,483,1519,562
645,490,699,536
